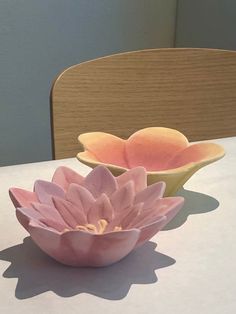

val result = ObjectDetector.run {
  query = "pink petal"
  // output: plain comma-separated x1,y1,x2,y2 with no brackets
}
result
79,132,128,168
110,181,135,213
132,196,184,229
34,180,65,205
27,223,140,267
87,193,114,225
54,198,87,226
52,166,84,191
31,202,70,227
116,167,147,193
135,216,167,248
154,196,184,226
134,182,166,208
62,228,140,267
9,188,38,208
66,183,95,214
16,207,43,229
62,200,87,226
52,197,81,228
28,222,74,263
17,209,66,233
125,127,188,170
39,218,69,232
119,203,144,229
83,165,118,197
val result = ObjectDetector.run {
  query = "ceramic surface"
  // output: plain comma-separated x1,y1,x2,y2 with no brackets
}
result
9,165,184,267
77,127,225,196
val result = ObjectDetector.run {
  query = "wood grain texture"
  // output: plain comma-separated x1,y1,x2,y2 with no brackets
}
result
51,48,236,159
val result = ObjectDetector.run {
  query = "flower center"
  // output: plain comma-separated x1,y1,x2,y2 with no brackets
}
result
63,219,122,234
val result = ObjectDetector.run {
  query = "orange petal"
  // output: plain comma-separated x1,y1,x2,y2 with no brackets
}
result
77,151,99,163
125,127,188,171
167,142,225,169
79,132,128,168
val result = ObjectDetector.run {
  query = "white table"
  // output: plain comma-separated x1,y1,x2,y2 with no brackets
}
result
0,137,236,314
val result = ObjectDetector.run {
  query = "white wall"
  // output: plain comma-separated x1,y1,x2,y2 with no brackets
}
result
0,0,177,166
175,0,236,49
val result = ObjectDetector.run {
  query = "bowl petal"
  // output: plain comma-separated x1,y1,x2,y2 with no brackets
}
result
87,193,114,225
110,181,135,213
9,188,38,208
132,196,184,228
34,180,65,206
52,197,84,228
116,167,147,192
83,165,118,197
52,166,84,190
16,207,43,230
146,169,192,196
135,216,167,248
16,207,68,232
154,196,185,226
28,222,78,265
66,183,95,215
79,132,128,168
118,203,144,229
28,223,140,267
167,142,225,169
77,151,128,176
62,228,140,267
134,181,166,207
53,198,87,225
145,143,224,196
125,127,188,170
31,202,70,227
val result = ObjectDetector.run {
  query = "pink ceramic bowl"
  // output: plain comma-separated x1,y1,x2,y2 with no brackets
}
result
77,127,225,196
9,165,184,267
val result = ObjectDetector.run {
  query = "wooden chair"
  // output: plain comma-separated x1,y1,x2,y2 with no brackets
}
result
51,48,236,159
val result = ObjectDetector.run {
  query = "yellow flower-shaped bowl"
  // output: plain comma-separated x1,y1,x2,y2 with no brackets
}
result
77,127,225,196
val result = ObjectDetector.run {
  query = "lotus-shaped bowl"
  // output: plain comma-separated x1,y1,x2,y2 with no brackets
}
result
9,165,184,267
77,127,225,196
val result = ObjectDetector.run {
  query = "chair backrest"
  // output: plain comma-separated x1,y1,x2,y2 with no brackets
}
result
51,48,236,159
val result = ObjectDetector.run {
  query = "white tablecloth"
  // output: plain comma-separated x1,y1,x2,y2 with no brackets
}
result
0,137,236,313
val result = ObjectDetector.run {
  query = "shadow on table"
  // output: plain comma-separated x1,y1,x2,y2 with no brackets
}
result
163,188,220,230
0,238,175,300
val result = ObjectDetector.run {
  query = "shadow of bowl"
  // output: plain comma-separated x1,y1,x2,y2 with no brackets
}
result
0,237,175,300
163,188,219,230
